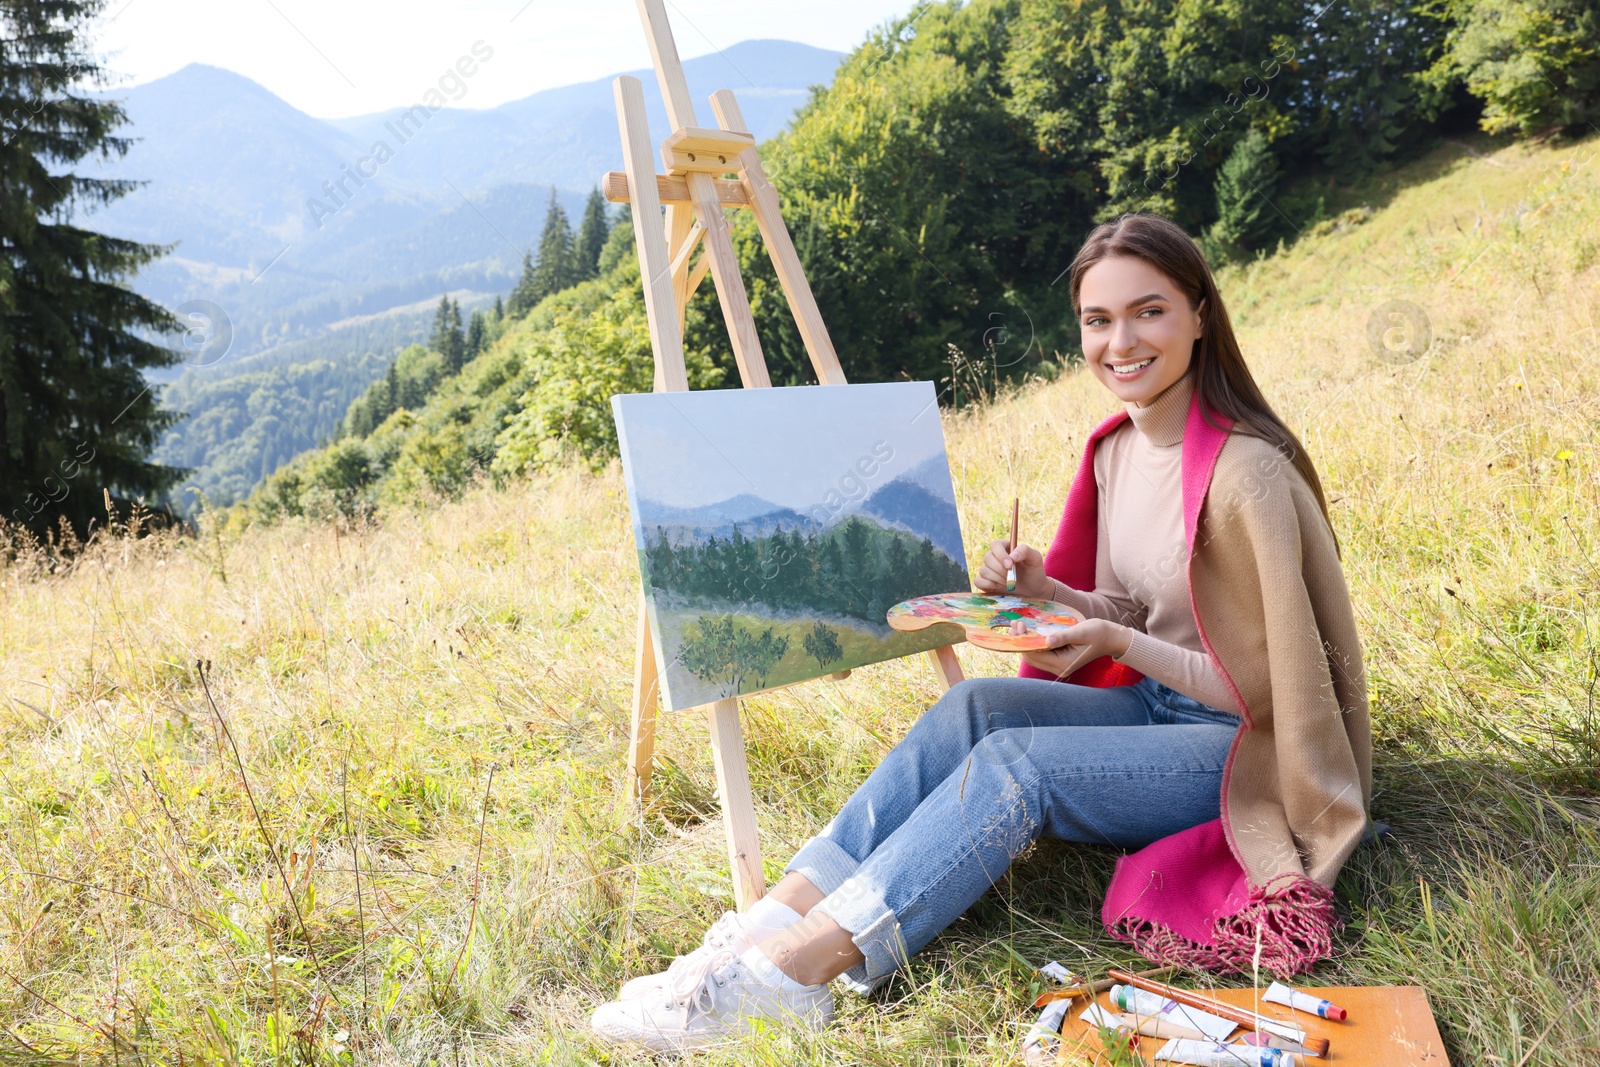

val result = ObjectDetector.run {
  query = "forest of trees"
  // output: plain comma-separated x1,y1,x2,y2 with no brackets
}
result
508,187,612,317
247,210,672,522
655,514,967,696
145,314,440,508
678,614,793,693
339,296,495,440
7,0,1599,534
316,190,612,471
643,514,969,626
232,0,1600,527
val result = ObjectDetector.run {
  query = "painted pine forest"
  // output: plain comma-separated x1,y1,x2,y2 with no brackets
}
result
641,515,968,625
644,514,970,704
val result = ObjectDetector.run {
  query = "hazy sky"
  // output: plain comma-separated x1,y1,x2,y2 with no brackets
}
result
614,383,946,512
89,0,914,118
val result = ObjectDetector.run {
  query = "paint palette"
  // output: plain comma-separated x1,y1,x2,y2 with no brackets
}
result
886,593,1081,652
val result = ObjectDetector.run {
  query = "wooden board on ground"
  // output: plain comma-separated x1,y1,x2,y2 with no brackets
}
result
1056,986,1448,1066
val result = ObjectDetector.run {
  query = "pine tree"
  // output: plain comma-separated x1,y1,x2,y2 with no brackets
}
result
493,294,504,321
428,295,464,372
842,518,870,578
506,252,537,319
531,186,574,299
915,538,936,591
506,190,579,318
463,309,487,364
428,296,447,353
887,535,909,601
573,187,610,281
345,397,373,439
1207,128,1282,257
384,361,399,418
1,0,184,536
444,298,464,371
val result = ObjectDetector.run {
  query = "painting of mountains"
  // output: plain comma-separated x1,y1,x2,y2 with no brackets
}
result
612,382,970,711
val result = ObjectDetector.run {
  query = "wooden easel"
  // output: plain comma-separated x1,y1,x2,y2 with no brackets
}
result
604,0,966,910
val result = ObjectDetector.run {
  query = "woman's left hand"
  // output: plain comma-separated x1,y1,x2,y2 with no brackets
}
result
1015,618,1134,678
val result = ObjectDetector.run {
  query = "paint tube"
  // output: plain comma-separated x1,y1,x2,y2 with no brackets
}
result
1038,960,1073,983
1020,997,1073,1065
1082,1002,1210,1041
1109,984,1240,1042
1153,1037,1297,1066
1263,981,1348,1021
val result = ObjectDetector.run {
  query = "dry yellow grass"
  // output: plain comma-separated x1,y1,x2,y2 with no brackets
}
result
2,131,1597,1065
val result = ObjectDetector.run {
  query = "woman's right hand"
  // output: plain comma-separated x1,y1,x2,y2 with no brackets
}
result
975,539,1051,599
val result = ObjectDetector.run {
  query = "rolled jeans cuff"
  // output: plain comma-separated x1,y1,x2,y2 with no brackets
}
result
811,874,907,997
783,834,860,897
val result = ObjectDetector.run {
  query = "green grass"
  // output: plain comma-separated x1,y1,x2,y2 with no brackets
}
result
2,128,1599,1065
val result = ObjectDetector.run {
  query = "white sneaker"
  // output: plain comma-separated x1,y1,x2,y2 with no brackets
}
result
591,948,834,1053
617,910,754,1001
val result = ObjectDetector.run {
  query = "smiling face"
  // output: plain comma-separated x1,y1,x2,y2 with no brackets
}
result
1077,255,1206,408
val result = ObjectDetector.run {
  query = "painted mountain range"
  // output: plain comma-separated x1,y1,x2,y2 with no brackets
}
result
635,460,966,561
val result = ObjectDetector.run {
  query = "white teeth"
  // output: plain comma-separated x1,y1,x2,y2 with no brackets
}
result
1109,357,1154,376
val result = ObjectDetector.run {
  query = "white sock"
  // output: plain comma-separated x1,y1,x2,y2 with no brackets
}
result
740,944,817,991
741,897,803,943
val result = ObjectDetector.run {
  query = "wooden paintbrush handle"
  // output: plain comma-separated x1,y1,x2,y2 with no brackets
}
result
1106,968,1262,1031
1033,964,1177,1008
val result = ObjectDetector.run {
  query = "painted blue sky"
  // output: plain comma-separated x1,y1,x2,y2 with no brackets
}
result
612,382,949,512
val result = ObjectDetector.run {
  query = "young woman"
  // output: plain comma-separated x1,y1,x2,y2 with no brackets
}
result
590,213,1372,1054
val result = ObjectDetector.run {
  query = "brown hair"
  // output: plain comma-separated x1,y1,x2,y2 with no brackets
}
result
1066,211,1339,554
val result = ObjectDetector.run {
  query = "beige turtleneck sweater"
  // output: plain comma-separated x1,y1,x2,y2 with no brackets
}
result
1047,370,1240,712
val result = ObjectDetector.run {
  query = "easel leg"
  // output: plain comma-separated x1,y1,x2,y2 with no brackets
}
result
613,75,689,392
706,697,766,909
685,171,771,389
624,597,659,808
927,645,965,692
710,89,847,386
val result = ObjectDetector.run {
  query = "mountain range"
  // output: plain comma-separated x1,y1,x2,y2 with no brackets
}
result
87,40,842,360
82,40,842,506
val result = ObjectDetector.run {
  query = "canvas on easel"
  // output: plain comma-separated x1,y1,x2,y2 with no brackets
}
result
613,381,969,712
604,0,966,909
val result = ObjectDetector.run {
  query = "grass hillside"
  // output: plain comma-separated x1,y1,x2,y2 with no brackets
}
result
2,129,1597,1065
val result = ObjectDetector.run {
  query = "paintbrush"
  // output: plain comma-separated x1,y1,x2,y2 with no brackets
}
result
1106,968,1331,1058
1238,1030,1326,1059
1006,496,1019,592
1032,964,1176,1008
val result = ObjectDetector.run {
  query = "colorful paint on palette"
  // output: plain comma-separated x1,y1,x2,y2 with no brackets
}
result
886,593,1081,652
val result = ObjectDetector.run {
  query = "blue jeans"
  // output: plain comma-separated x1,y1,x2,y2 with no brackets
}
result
784,674,1240,995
